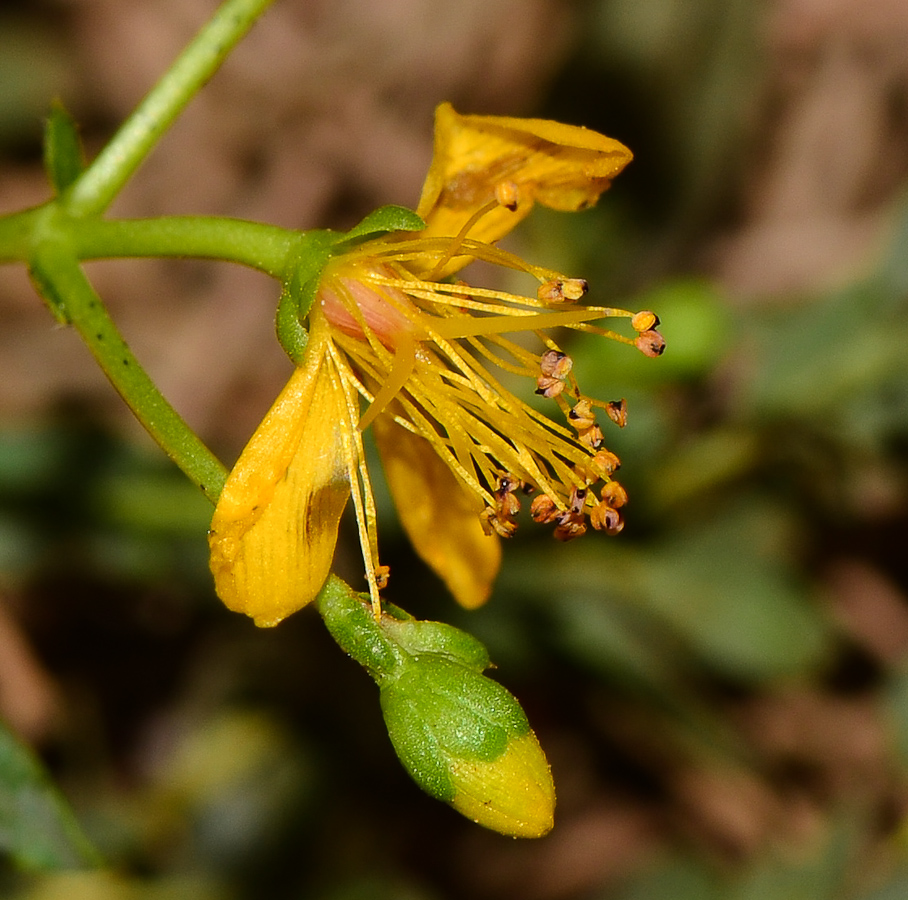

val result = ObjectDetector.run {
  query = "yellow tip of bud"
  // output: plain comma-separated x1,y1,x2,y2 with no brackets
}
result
449,732,555,838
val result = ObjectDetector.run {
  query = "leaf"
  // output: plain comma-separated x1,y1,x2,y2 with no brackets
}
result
43,101,85,194
0,719,100,870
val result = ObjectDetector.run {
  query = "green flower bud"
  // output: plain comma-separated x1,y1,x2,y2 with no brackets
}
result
379,655,555,838
316,579,555,837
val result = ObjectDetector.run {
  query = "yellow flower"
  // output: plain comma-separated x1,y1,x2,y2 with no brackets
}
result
208,103,661,627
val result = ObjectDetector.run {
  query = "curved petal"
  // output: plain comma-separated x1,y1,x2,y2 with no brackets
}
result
417,102,632,247
372,412,500,609
209,328,349,627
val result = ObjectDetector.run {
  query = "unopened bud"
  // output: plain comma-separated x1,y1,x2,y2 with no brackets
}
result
380,657,555,838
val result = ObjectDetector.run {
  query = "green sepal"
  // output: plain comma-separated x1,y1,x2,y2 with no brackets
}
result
315,579,491,681
43,101,86,195
340,205,426,245
275,230,336,364
315,577,405,679
275,207,424,364
378,614,491,672
379,656,531,802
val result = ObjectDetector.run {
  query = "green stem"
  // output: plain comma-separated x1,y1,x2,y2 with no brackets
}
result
64,0,276,218
1,210,300,276
72,216,299,276
29,237,228,503
0,207,40,263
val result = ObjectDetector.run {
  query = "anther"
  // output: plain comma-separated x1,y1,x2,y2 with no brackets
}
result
631,310,660,332
601,481,628,509
536,349,573,398
480,507,518,538
568,399,595,430
590,502,623,535
494,181,520,211
606,399,628,428
537,278,588,304
495,473,519,495
536,376,565,399
589,449,621,478
561,278,589,301
540,349,573,378
374,565,391,590
635,329,666,358
578,424,603,449
568,486,588,514
530,494,560,524
553,512,586,542
497,491,521,519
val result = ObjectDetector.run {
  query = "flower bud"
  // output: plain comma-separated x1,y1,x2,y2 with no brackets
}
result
380,656,555,838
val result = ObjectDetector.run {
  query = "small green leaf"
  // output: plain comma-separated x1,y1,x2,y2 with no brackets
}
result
0,719,100,870
43,101,86,195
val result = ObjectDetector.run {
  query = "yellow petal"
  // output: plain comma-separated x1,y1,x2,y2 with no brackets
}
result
372,411,500,609
208,329,349,627
449,732,556,838
417,102,633,247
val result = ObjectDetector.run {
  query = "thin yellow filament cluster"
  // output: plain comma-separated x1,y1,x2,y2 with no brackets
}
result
315,215,652,607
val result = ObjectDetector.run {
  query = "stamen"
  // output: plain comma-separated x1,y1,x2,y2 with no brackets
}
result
327,348,386,620
631,310,660,332
530,494,560,523
536,349,573,398
305,221,659,602
601,481,628,508
605,399,628,428
635,329,666,357
358,333,417,431
537,278,588,303
590,502,623,534
494,180,520,211
424,199,500,281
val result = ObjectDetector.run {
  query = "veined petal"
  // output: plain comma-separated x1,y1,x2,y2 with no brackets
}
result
417,102,632,247
372,410,501,610
209,326,349,627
